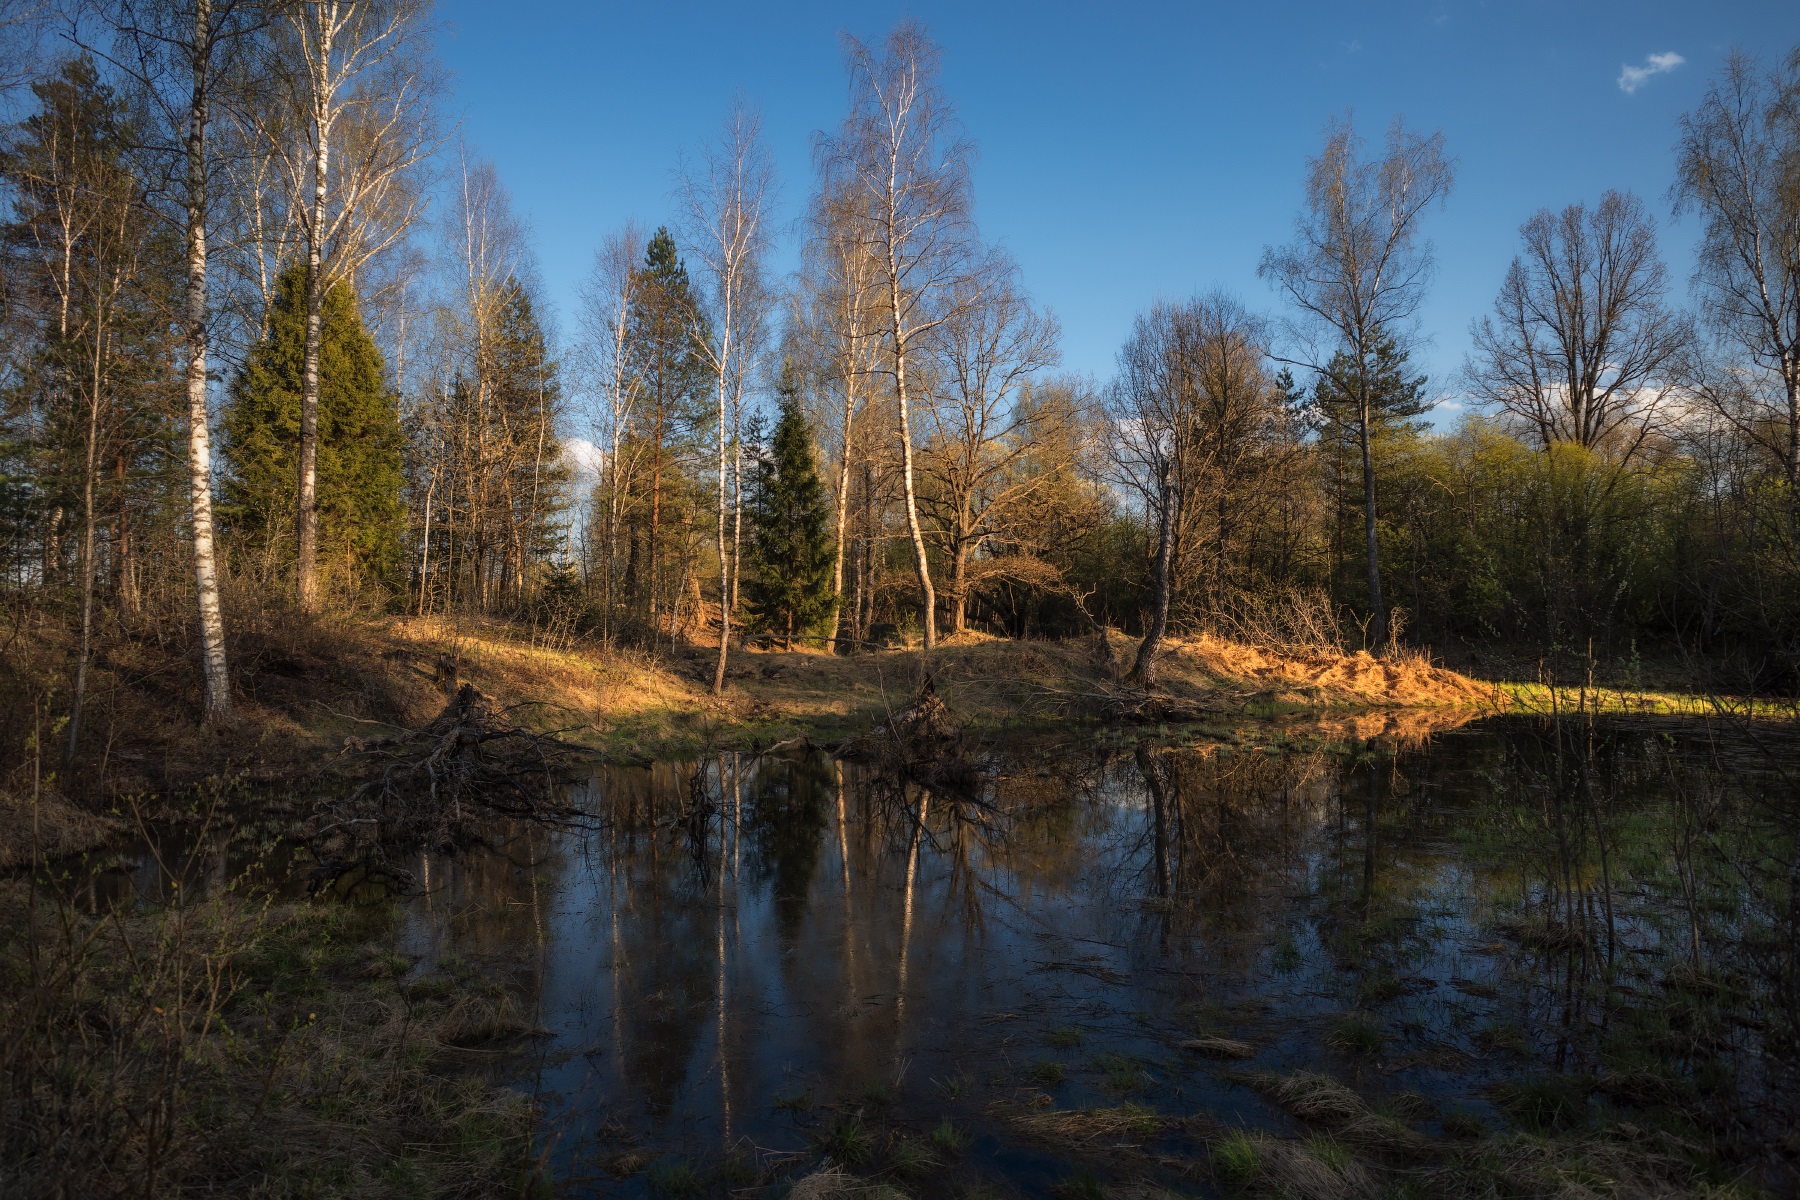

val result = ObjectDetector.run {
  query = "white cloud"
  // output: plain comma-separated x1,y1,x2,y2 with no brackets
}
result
562,437,603,483
1618,51,1684,94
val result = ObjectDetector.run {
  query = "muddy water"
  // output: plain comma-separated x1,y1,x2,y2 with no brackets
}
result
374,716,1798,1196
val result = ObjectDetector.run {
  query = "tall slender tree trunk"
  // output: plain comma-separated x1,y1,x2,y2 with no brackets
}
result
184,0,231,725
887,281,935,649
712,330,732,696
67,335,103,768
296,7,334,614
417,471,434,615
827,384,855,651
1131,469,1175,688
950,540,968,634
1358,393,1386,649
1785,367,1799,533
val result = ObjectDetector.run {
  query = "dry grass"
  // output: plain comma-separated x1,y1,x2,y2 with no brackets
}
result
0,789,121,870
786,1164,910,1200
1426,1132,1709,1200
1178,1035,1256,1059
1245,1072,1431,1156
998,1102,1168,1144
0,868,543,1196
1208,1131,1378,1200
0,606,1501,868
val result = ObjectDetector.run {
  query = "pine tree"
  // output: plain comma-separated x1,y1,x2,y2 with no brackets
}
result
1310,328,1429,620
745,371,837,647
619,227,711,620
222,263,405,588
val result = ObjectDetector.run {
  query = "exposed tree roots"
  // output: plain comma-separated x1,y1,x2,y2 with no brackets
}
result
842,676,986,799
307,683,596,888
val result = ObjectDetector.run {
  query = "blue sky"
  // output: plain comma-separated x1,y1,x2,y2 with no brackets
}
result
433,0,1800,412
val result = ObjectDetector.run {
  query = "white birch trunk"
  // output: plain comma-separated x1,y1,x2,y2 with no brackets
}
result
185,0,231,724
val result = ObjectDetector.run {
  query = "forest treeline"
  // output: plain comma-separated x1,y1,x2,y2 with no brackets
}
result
3,4,1800,765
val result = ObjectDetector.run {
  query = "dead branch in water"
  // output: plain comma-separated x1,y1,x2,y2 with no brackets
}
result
307,683,597,887
841,676,991,805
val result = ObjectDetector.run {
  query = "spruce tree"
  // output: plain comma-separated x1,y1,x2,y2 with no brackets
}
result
222,263,405,587
1309,328,1429,620
745,371,837,647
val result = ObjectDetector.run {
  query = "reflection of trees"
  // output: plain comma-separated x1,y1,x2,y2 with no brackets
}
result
1127,742,1335,969
577,760,728,1117
742,753,832,939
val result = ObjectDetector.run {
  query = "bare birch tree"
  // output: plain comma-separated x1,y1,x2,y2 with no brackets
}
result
576,222,645,643
1110,301,1197,688
109,0,274,726
918,252,1060,633
0,0,47,100
262,0,435,611
1467,190,1686,459
1259,114,1453,647
1674,49,1800,513
821,20,975,651
680,99,774,695
797,179,883,650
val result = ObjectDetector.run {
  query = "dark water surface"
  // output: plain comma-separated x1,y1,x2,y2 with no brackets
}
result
376,716,1799,1196
52,714,1800,1196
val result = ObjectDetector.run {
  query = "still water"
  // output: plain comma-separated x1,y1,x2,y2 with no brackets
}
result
377,716,1798,1195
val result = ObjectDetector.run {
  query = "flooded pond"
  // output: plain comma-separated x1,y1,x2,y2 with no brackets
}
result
60,715,1800,1196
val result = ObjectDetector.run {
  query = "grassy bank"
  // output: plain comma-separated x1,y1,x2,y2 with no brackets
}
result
1,608,1499,804
0,868,548,1196
217,613,1505,765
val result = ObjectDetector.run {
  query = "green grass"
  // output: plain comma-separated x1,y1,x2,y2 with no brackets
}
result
773,1087,813,1113
887,1136,940,1178
1327,1012,1385,1055
1441,1106,1486,1138
1091,1051,1150,1093
1271,930,1303,973
1049,1025,1085,1048
814,1115,875,1166
1493,1075,1592,1135
646,1158,705,1198
1211,1130,1262,1190
929,1117,968,1158
1052,1166,1108,1200
1025,1058,1068,1087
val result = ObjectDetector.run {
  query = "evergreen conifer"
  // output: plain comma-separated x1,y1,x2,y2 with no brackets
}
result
745,369,837,646
222,264,405,586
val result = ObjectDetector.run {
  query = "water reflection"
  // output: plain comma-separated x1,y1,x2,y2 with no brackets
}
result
60,716,1793,1192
